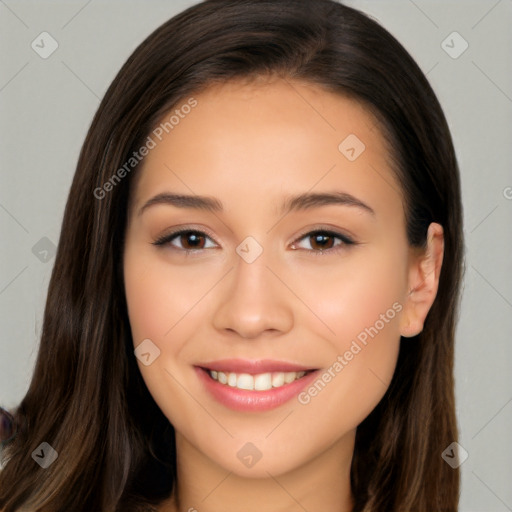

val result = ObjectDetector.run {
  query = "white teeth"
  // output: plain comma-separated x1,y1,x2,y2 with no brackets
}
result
271,372,285,387
254,373,272,390
209,370,308,391
227,373,237,387
237,373,254,390
284,372,296,384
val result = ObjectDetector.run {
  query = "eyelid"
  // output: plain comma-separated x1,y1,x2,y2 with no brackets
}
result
152,225,220,248
290,227,356,253
292,225,356,244
152,225,357,253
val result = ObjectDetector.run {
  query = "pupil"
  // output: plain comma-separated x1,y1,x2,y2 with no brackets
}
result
312,234,332,250
184,232,203,248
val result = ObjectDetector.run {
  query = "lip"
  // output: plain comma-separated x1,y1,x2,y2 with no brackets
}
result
197,358,316,374
194,360,320,412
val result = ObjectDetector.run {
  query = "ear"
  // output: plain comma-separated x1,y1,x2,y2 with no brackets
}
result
399,222,444,338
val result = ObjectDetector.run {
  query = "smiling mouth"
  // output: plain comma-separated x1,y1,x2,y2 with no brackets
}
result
202,368,316,391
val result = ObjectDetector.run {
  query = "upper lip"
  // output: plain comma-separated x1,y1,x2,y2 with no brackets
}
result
197,359,317,374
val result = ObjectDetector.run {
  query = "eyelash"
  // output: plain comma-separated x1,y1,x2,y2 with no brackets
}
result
152,227,356,256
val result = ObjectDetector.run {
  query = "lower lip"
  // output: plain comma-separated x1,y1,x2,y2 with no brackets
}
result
195,367,319,412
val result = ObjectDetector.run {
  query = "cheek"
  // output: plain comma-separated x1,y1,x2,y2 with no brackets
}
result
123,248,209,346
123,247,208,427
289,246,405,421
123,248,195,398
289,243,406,347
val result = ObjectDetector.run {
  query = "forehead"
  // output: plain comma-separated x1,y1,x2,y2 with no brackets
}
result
130,78,402,217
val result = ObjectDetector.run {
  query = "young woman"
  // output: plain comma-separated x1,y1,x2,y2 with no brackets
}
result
0,0,464,510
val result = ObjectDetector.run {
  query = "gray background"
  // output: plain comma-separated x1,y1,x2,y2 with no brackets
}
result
1,0,511,510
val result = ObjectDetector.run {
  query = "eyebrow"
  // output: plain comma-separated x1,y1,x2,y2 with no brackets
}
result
137,191,375,217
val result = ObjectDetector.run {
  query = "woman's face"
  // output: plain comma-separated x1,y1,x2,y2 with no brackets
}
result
123,78,419,477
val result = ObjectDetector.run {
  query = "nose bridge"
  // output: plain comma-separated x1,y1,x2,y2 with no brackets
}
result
211,241,294,338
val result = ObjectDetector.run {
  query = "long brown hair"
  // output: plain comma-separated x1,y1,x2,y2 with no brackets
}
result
0,1,464,510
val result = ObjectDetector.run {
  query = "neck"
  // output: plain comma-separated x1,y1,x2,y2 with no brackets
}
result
161,430,355,512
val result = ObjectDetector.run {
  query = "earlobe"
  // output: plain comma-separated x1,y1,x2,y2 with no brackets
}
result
399,223,444,338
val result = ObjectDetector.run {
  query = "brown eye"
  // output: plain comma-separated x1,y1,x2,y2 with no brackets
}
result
291,230,355,254
152,229,217,251
178,231,207,249
308,233,336,250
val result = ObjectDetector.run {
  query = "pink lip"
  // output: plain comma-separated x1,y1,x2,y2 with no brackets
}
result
194,362,320,412
197,358,316,374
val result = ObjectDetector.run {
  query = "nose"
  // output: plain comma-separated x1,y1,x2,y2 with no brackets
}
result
211,251,294,339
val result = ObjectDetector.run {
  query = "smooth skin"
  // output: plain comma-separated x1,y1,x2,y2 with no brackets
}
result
123,77,444,512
